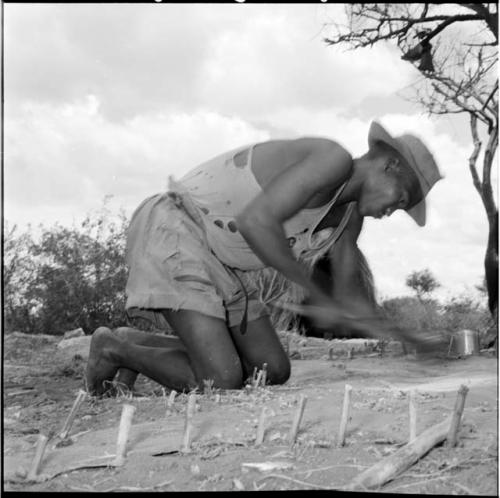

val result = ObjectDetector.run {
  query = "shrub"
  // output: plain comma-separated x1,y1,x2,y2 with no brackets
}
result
441,295,493,337
4,201,130,335
382,294,492,342
382,296,445,333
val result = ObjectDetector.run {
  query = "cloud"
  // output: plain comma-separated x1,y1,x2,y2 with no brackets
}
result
5,96,269,227
196,5,412,119
5,4,413,122
5,4,218,119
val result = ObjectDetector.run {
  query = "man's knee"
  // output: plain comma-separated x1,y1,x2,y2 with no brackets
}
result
204,357,244,390
262,354,291,386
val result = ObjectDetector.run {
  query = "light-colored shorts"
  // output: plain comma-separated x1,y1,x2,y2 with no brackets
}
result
125,192,270,328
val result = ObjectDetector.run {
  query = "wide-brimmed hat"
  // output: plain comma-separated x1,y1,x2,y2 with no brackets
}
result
368,121,443,227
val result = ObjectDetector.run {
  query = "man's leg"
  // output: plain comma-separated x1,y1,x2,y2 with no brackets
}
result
86,309,244,396
112,327,186,390
229,315,291,385
115,315,292,386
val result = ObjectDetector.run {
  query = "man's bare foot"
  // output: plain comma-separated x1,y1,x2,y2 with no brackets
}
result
86,327,122,396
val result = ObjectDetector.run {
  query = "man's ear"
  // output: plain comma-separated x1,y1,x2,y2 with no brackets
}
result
384,156,401,174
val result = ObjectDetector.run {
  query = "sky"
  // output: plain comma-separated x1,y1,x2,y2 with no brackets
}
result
4,3,498,303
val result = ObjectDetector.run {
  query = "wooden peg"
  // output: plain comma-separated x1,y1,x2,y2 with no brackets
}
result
166,390,177,416
289,395,307,446
59,389,87,440
261,363,268,387
446,384,469,447
182,394,197,453
27,434,49,480
337,384,352,447
254,369,263,389
113,404,136,466
255,407,267,446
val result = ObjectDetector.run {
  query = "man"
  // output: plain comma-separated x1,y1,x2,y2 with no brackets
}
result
86,121,442,396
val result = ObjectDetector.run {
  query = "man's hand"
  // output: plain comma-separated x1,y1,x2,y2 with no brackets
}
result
276,294,364,330
276,296,441,348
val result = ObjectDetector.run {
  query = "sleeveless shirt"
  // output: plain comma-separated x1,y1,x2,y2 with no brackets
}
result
172,143,355,271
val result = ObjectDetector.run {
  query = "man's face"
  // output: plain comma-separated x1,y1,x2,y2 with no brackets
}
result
358,156,412,219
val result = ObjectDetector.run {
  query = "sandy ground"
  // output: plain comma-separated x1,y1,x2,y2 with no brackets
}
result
2,331,498,494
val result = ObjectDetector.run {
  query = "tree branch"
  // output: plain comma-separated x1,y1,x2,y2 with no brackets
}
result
481,125,499,219
468,114,484,198
482,80,499,110
325,7,489,49
460,3,498,39
419,14,486,45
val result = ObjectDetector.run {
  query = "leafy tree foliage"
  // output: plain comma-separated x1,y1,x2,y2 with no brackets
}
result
4,202,129,335
405,268,440,300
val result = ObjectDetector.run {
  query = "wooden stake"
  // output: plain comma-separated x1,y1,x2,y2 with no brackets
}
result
166,390,177,416
27,434,49,480
182,394,197,453
255,407,267,446
113,404,136,466
261,363,268,387
254,369,263,389
59,389,87,440
337,384,352,447
446,384,469,447
288,395,307,446
349,418,450,490
409,390,417,443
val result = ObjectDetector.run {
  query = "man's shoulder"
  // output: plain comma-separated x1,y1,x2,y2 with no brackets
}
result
254,136,352,160
291,136,351,154
291,137,353,173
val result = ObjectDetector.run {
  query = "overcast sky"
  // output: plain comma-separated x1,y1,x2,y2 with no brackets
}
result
4,3,497,302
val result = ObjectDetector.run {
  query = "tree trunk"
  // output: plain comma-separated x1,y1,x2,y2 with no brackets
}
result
485,212,498,316
469,115,498,318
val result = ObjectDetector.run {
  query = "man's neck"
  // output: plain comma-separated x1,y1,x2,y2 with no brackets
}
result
337,156,367,204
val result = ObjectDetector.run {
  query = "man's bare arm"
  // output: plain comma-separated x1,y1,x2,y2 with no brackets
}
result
235,140,352,302
326,210,429,344
327,207,376,316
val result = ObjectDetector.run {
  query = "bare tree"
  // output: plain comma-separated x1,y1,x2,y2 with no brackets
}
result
324,3,498,316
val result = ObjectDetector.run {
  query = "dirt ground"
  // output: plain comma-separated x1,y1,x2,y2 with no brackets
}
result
3,331,498,494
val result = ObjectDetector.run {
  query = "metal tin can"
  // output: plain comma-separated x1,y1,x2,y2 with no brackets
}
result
450,329,480,356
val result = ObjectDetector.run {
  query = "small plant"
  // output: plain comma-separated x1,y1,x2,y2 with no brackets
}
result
203,379,215,397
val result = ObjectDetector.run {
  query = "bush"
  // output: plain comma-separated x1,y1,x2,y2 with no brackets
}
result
4,201,130,335
382,296,445,333
382,294,492,340
441,295,494,346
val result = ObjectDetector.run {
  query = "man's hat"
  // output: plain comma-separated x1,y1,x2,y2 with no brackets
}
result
368,121,443,227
